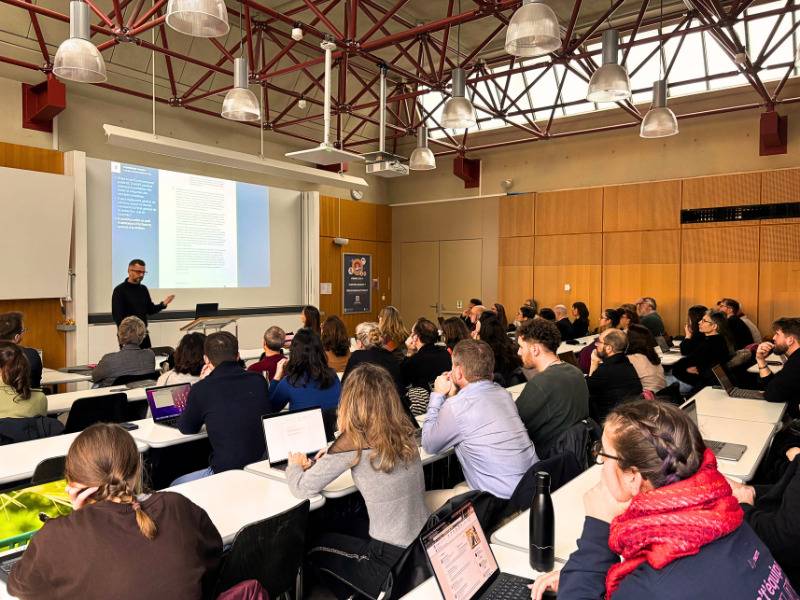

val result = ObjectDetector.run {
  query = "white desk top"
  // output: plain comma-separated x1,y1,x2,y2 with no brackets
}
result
240,348,263,362
245,445,453,499
400,544,561,600
491,465,601,559
40,368,92,386
556,335,597,357
0,432,149,486
698,415,776,482
127,419,207,448
747,362,783,374
691,386,786,424
45,386,147,414
654,346,683,366
165,469,324,545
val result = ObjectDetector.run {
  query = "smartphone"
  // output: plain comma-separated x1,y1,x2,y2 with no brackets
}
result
118,422,139,431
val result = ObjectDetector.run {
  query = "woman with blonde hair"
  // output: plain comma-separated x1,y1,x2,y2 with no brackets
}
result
379,305,409,363
342,321,405,398
287,363,429,599
7,423,222,599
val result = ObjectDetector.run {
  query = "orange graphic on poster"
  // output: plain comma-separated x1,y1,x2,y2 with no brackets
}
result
348,257,366,276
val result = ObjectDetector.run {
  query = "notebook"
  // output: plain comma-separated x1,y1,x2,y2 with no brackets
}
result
422,500,544,600
712,365,765,400
145,383,192,428
262,407,329,473
681,399,747,461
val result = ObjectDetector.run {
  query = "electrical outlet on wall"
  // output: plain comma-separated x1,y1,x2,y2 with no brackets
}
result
564,284,571,292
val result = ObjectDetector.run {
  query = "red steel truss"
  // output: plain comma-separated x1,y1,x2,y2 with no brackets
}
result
1,0,799,157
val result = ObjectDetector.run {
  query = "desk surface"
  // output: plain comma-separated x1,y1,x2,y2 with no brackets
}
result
698,415,776,482
491,465,601,559
400,544,561,600
747,362,783,374
556,335,597,357
128,419,207,448
0,432,149,486
45,385,148,414
691,386,786,424
655,346,683,366
165,469,324,545
40,368,93,386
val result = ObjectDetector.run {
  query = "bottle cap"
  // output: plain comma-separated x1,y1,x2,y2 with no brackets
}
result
535,471,551,487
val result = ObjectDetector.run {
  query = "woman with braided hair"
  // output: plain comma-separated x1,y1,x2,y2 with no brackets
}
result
7,423,222,599
530,399,796,600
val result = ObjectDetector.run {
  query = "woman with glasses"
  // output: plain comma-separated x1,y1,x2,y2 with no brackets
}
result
669,309,735,394
529,399,794,600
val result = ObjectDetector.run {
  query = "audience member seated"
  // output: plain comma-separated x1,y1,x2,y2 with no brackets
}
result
718,298,754,349
422,339,538,507
571,301,590,338
7,423,222,600
342,322,405,399
246,326,285,381
579,309,620,374
0,341,47,418
0,311,43,388
539,308,556,321
554,305,574,341
441,317,471,354
625,324,666,394
490,302,511,332
531,400,795,600
680,304,708,355
730,453,800,590
670,309,734,394
516,319,589,458
176,332,270,483
475,316,522,385
636,296,665,338
617,307,639,331
738,303,762,345
286,364,429,600
756,317,800,419
157,332,206,386
524,298,538,311
91,316,156,387
379,305,409,363
513,305,538,331
269,328,341,413
321,316,350,373
587,329,643,420
460,297,483,331
402,317,452,397
301,305,321,334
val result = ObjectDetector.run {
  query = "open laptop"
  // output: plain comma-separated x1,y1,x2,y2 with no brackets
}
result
262,407,329,473
145,383,191,428
655,336,675,354
422,500,541,600
681,399,747,461
195,303,219,319
557,351,579,368
712,365,765,399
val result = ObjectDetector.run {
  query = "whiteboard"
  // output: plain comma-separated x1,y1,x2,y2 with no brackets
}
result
0,166,74,299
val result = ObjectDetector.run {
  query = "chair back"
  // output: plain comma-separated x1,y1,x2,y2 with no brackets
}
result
505,452,583,514
212,500,310,600
112,371,160,386
32,455,67,485
549,417,602,471
215,580,269,600
63,393,128,434
0,416,64,445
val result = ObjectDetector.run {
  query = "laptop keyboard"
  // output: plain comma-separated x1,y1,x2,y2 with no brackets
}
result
731,388,764,399
705,439,726,454
0,553,24,582
157,417,179,428
486,574,533,600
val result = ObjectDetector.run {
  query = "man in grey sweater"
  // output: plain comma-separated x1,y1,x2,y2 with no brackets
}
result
516,318,589,458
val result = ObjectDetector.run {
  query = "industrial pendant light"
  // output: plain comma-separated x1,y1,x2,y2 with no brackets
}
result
504,0,561,58
221,58,260,121
640,0,677,138
409,126,436,170
166,0,229,37
441,0,476,129
586,29,631,102
53,1,107,83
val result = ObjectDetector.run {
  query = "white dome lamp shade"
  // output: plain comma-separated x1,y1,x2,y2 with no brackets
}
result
586,29,631,103
409,126,436,170
53,1,107,84
166,0,229,37
221,57,260,122
640,79,678,138
441,68,476,129
504,0,561,58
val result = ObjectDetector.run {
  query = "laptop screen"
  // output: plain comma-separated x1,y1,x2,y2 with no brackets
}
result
145,383,191,421
0,479,72,549
421,501,499,600
262,407,328,466
195,303,219,319
711,365,734,392
655,336,671,353
681,399,699,425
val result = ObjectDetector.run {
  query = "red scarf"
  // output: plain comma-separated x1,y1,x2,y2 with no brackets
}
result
605,449,742,599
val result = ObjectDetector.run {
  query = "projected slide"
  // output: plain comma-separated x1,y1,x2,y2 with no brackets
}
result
111,162,270,289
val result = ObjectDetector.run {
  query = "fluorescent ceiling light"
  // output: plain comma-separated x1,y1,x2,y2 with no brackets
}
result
103,125,369,191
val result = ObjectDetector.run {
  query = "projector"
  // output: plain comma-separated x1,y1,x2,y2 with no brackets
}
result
364,151,409,178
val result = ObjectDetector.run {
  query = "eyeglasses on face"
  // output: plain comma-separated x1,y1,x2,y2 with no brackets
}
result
129,268,147,275
700,318,713,325
591,440,620,465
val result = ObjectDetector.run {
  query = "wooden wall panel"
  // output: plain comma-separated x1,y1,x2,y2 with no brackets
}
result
375,242,392,315
758,224,800,337
319,195,339,238
499,236,534,266
680,226,759,323
0,143,66,369
602,230,682,334
499,267,533,314
761,168,800,225
376,205,392,241
603,180,681,232
340,199,377,241
499,193,535,237
318,237,342,325
682,173,761,228
535,187,603,235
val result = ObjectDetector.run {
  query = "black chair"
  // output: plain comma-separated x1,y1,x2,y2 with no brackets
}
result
31,455,67,485
321,407,338,443
505,452,583,514
63,393,128,434
111,371,160,387
0,416,64,445
211,500,310,600
549,417,603,471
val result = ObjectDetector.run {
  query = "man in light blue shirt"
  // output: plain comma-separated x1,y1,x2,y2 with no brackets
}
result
422,339,538,501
